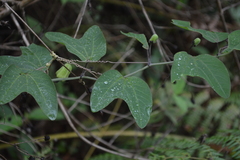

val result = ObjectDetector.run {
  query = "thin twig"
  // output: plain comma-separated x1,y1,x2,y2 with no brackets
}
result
84,99,123,160
10,13,29,46
216,0,240,71
111,48,135,69
138,0,169,63
74,0,89,38
73,60,148,64
0,45,20,51
124,61,173,77
0,0,34,19
4,2,52,53
88,111,133,131
109,121,135,145
186,81,210,88
0,139,39,159
52,75,96,82
56,57,101,78
57,97,148,160
67,109,140,158
222,1,240,12
68,92,88,113
0,128,19,138
216,0,228,32
0,154,7,160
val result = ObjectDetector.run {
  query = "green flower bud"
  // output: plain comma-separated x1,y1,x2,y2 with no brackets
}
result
149,34,159,43
193,38,201,47
56,63,72,78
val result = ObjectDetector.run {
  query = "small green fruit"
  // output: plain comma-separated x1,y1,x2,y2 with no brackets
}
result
149,34,158,43
56,63,72,78
193,38,201,47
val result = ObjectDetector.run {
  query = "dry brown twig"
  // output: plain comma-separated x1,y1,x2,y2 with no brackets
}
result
0,0,36,19
57,97,149,160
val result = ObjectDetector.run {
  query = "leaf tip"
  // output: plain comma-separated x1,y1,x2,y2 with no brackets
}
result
47,111,57,121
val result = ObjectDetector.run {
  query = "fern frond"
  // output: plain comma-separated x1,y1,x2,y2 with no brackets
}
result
206,129,240,159
148,138,224,160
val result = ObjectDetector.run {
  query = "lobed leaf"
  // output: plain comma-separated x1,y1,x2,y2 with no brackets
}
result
0,44,52,75
171,51,230,98
172,19,228,43
0,44,57,120
0,65,58,120
90,70,152,128
45,25,106,61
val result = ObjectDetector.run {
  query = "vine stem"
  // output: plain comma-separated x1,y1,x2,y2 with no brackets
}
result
125,61,173,77
52,76,96,82
52,61,173,82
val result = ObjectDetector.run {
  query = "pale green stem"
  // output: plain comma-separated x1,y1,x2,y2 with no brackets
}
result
125,61,173,77
52,76,96,82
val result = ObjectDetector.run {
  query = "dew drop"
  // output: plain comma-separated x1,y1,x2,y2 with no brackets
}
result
147,107,152,115
104,81,108,84
47,112,57,121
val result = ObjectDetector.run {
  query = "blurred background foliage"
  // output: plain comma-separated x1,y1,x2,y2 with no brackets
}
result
0,0,240,159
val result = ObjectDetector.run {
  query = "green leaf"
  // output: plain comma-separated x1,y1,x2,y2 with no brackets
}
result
0,44,57,120
0,44,52,75
172,19,228,43
0,65,58,120
171,51,230,98
222,30,240,54
120,31,149,49
45,25,106,61
90,70,152,128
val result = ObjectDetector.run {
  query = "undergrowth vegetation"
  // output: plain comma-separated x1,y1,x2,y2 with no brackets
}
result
0,0,240,160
